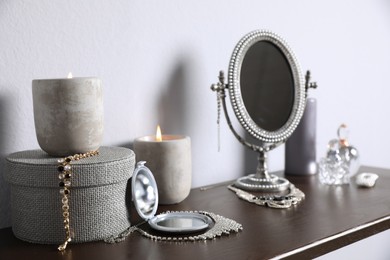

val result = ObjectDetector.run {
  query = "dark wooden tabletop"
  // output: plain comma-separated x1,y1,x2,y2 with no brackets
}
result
1,166,389,260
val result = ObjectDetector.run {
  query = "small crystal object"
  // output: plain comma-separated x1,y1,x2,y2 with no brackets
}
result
319,124,359,185
356,173,379,188
319,158,350,185
64,164,71,171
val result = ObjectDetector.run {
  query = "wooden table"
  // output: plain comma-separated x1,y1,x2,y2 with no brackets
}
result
1,166,389,259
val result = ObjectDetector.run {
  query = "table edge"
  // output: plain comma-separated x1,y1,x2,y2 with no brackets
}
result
272,215,390,259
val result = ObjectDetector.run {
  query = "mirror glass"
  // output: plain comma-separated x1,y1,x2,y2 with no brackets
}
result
132,166,158,220
157,217,204,228
133,173,157,216
240,41,294,132
149,212,213,233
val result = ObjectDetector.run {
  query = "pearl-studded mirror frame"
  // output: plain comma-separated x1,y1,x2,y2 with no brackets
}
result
228,30,306,144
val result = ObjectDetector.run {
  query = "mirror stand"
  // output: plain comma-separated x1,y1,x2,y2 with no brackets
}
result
212,70,315,193
212,71,290,192
235,150,290,192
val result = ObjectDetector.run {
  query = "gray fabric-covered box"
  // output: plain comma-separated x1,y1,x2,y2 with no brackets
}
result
5,146,134,244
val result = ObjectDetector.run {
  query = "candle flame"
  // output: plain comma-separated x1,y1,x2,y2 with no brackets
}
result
67,72,73,78
156,125,162,142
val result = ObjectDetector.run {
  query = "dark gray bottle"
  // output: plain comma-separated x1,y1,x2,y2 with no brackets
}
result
285,98,317,175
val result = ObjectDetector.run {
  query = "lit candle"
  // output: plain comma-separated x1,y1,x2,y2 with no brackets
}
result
156,125,162,142
32,73,103,156
134,126,192,204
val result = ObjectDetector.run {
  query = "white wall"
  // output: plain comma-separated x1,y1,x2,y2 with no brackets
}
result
1,0,389,235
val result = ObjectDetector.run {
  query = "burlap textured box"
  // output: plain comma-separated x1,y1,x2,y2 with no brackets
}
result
5,146,134,244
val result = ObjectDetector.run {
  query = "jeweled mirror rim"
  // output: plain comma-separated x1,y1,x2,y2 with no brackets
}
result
228,30,306,143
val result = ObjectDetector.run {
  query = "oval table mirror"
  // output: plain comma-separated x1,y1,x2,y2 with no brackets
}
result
211,30,316,195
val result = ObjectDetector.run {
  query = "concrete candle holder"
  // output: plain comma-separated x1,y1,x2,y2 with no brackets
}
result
134,135,191,205
32,77,103,156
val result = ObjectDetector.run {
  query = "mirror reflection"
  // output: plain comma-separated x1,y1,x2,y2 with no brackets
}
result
148,212,213,233
240,41,294,132
134,171,157,216
155,216,206,229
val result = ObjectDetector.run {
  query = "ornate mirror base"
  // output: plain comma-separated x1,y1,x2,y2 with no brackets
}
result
234,174,290,192
228,184,305,209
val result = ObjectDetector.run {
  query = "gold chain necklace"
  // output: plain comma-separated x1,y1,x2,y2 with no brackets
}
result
57,150,99,251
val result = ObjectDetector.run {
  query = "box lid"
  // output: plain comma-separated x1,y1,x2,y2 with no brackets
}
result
5,146,135,188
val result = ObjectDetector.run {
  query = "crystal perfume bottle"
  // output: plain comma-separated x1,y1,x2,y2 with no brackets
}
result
319,124,359,185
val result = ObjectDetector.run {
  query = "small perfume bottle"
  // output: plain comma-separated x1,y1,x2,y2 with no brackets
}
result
335,124,359,176
319,124,359,185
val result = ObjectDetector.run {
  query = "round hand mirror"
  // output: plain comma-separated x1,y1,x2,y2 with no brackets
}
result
211,30,310,192
132,162,213,233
